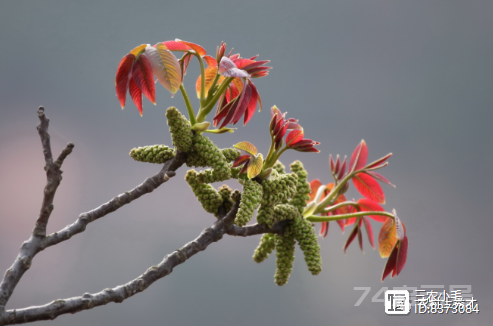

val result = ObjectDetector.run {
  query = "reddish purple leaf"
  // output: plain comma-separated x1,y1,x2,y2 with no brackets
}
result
128,77,142,116
356,198,386,222
232,155,251,167
338,156,347,180
362,216,375,248
115,54,135,109
232,83,252,125
161,41,191,51
382,242,398,281
395,236,408,276
175,39,207,56
352,173,385,204
344,223,359,253
349,140,368,172
366,153,392,169
132,54,156,104
366,171,395,188
334,155,341,175
242,60,270,71
244,83,259,125
320,221,329,238
286,130,304,147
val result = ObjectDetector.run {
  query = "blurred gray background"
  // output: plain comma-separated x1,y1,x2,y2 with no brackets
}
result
1,1,492,325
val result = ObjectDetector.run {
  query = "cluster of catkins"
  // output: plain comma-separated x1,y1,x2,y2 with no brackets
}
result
129,107,321,286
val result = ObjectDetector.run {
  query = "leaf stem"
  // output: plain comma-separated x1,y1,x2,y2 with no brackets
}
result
205,73,221,104
193,52,206,107
306,211,394,223
322,201,360,214
196,77,234,122
179,84,196,125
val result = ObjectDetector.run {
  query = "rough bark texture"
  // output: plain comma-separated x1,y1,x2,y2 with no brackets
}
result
0,107,289,326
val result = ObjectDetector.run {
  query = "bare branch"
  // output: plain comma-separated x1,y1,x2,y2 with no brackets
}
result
0,108,187,322
0,107,291,325
43,151,186,248
34,106,74,237
225,220,290,237
0,201,241,325
36,106,53,165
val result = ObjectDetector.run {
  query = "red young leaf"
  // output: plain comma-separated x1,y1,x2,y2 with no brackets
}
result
336,220,345,232
366,153,392,169
349,140,368,172
242,60,271,71
232,155,251,167
329,154,335,173
357,219,363,251
161,41,191,52
233,58,256,69
218,98,240,128
232,82,252,125
132,54,156,104
344,223,359,253
286,130,304,147
395,236,408,276
356,198,387,222
366,171,395,188
338,156,347,180
128,77,142,116
381,242,398,281
203,55,217,68
244,83,259,125
362,216,375,248
320,221,329,238
334,156,341,176
175,39,207,56
115,54,135,109
352,173,385,204
309,179,322,202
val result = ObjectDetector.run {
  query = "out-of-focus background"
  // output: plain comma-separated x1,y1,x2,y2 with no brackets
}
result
1,1,491,325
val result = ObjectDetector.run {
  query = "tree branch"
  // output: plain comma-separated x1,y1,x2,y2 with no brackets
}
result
0,201,241,325
0,107,187,323
34,106,74,237
0,107,291,325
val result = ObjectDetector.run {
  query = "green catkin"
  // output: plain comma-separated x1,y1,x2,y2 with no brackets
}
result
253,233,276,263
186,134,232,181
235,179,263,227
185,170,223,215
129,145,175,164
218,185,234,215
292,217,322,275
271,204,300,226
166,107,193,152
256,204,276,227
261,173,298,206
221,148,241,162
274,230,296,286
196,165,234,184
272,160,286,174
289,161,311,213
231,189,241,203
